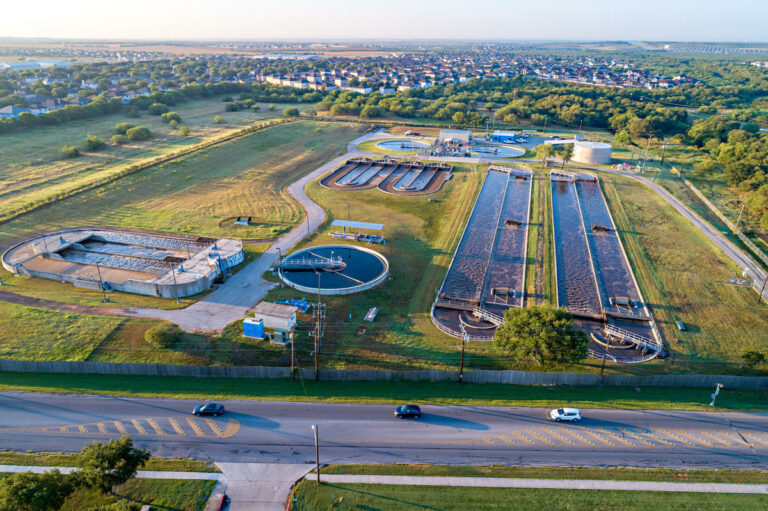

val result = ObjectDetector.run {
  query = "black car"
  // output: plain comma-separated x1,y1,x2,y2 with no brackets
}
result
394,405,422,419
193,403,225,416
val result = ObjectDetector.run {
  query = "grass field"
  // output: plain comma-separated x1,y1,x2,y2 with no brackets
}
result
0,99,315,223
0,99,311,224
0,120,366,247
0,372,764,411
598,171,768,368
0,302,123,361
61,479,215,511
264,161,485,370
322,464,768,484
291,482,768,510
0,451,218,472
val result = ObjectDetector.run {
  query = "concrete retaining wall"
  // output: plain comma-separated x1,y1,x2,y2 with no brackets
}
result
0,359,765,389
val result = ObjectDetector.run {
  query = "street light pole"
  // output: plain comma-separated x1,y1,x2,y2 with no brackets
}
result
311,424,320,485
710,383,724,407
458,328,467,384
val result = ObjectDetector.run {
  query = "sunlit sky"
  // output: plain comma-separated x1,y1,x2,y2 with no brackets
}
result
3,0,767,42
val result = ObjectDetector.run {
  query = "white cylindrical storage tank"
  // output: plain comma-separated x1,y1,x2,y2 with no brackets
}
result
572,141,612,164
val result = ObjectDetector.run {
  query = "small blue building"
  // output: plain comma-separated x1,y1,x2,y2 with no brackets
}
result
491,130,517,143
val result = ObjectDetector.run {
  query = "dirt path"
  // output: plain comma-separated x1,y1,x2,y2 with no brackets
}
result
0,290,137,318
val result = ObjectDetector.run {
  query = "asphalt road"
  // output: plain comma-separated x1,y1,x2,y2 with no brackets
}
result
1,392,766,470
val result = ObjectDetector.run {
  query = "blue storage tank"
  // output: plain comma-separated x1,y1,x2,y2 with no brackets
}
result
243,318,265,338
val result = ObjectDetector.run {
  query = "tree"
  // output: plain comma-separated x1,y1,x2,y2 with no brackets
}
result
558,143,574,168
451,111,467,125
84,134,106,151
0,469,75,511
282,106,300,118
493,305,587,365
114,123,135,134
144,324,182,348
160,111,181,123
61,145,80,158
147,102,169,115
77,436,150,494
178,125,190,136
125,126,151,141
614,129,632,146
251,104,261,112
534,143,554,165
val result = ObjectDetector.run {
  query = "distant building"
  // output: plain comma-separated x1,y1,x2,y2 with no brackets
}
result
0,105,31,118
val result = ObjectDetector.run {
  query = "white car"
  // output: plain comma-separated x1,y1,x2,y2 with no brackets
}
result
549,407,582,422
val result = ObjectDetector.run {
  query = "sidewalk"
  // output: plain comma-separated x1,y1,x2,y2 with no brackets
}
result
305,473,768,494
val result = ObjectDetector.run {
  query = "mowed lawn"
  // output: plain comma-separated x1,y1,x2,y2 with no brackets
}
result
0,98,311,224
0,301,122,361
264,163,485,370
600,171,768,366
0,120,367,246
291,482,768,511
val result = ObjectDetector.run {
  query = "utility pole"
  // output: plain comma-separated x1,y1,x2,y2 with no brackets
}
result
95,263,108,303
312,271,324,381
459,330,467,384
758,274,768,305
290,331,295,381
598,340,609,388
736,202,746,230
660,139,669,166
311,424,320,484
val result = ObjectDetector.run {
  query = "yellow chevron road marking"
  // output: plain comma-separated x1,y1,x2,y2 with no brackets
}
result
168,418,186,437
185,418,206,437
146,418,166,436
595,428,635,448
131,419,149,436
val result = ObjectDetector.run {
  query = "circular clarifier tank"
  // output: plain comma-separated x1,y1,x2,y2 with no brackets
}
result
278,245,389,295
375,139,430,152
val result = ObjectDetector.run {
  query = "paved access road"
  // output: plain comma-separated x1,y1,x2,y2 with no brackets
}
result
1,392,766,470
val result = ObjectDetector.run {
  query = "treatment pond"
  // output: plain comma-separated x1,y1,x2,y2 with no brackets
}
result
277,244,389,295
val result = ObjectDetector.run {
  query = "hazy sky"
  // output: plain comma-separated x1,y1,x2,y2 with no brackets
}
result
4,0,767,42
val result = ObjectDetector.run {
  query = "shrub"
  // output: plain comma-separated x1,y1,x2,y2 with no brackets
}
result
282,106,300,117
147,102,169,115
160,111,182,123
224,102,241,112
178,125,190,136
110,134,128,145
144,324,182,348
268,104,276,111
83,134,106,151
125,106,141,118
61,145,80,158
214,115,225,124
115,122,135,134
125,126,151,141
168,119,179,129
251,104,261,112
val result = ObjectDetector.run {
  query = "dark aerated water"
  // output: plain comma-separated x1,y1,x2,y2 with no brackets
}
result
280,246,386,290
